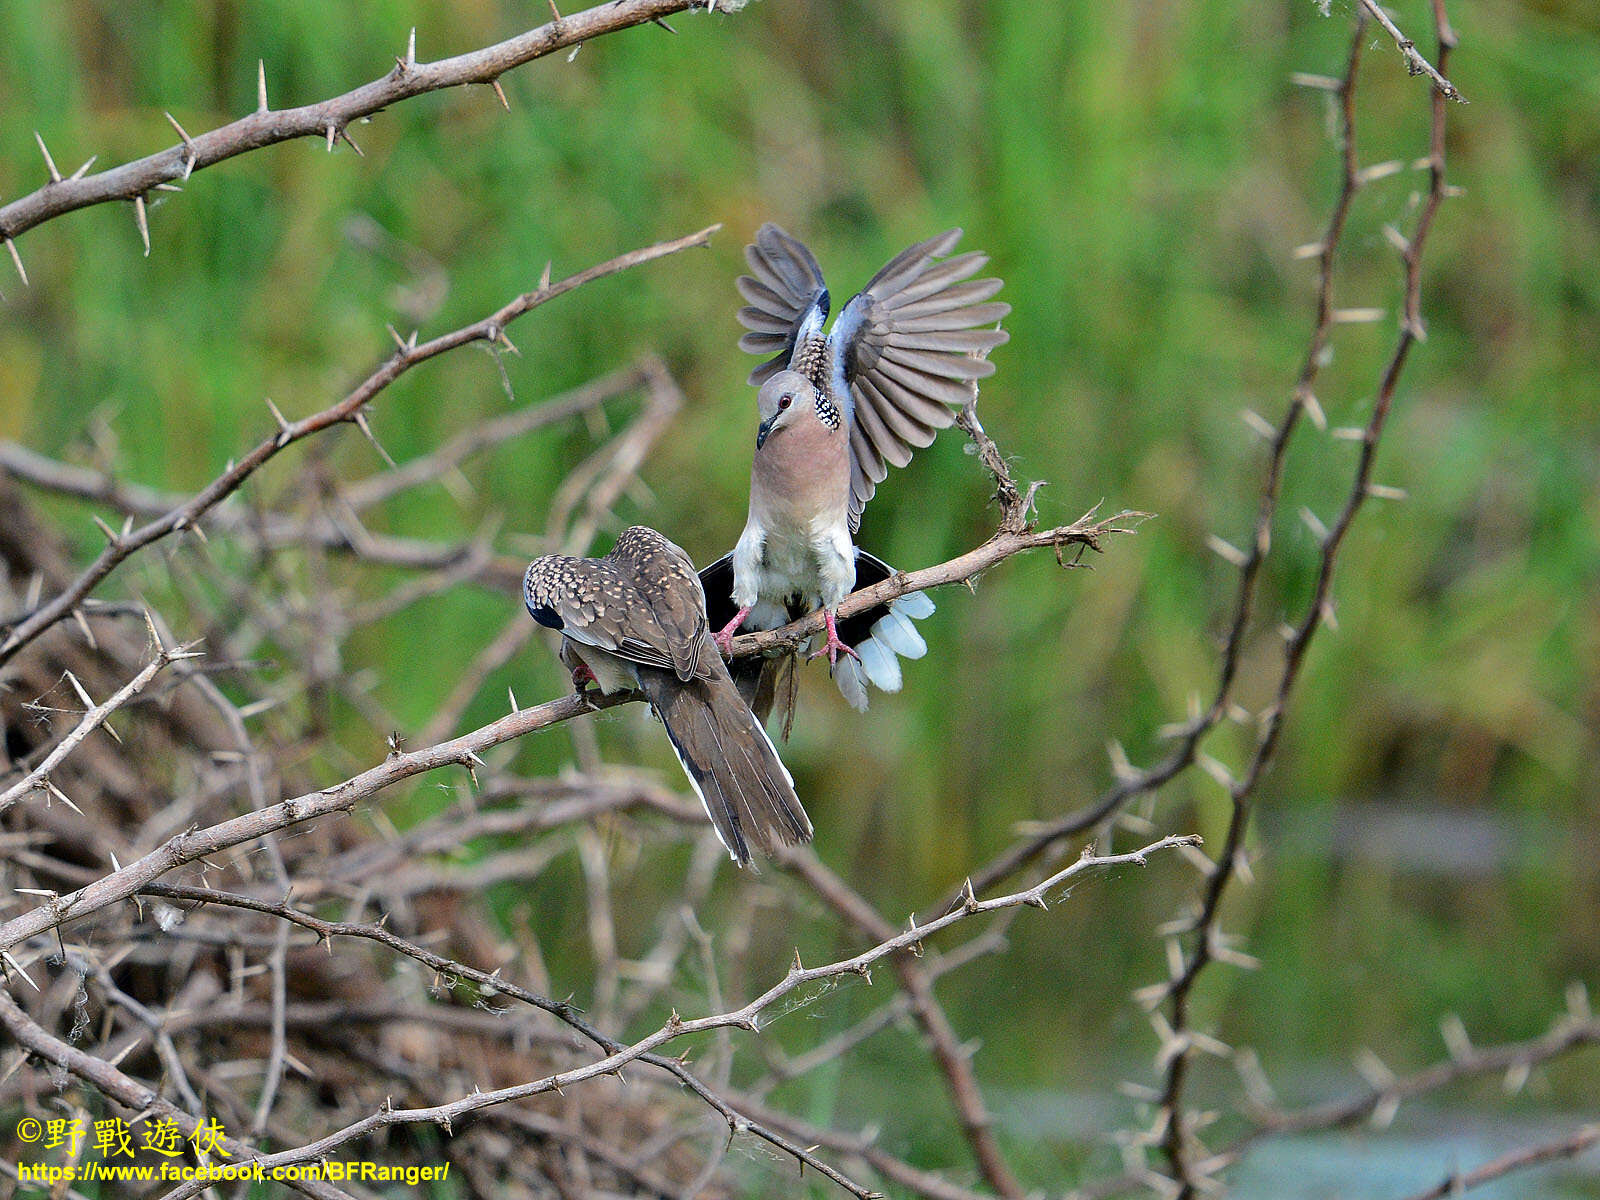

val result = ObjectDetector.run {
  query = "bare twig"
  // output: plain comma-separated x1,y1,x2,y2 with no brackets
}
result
418,368,682,742
1076,1008,1600,1200
720,1088,999,1200
733,506,1144,659
0,638,198,815
0,689,623,952
1356,0,1465,102
1251,1013,1600,1142
338,363,653,511
1396,1125,1599,1200
945,8,1444,914
751,926,1012,1094
1,497,1137,966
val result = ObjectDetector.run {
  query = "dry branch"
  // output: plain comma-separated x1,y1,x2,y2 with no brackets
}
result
144,836,1197,1200
0,689,616,952
1075,1005,1600,1200
733,506,1142,659
339,363,655,512
0,487,1136,963
1396,1125,1599,1200
948,4,1460,924
1152,6,1458,1194
0,988,355,1200
1355,0,1464,102
6,5,1574,1198
0,226,717,667
1252,1011,1600,1142
0,637,195,815
778,846,1026,1197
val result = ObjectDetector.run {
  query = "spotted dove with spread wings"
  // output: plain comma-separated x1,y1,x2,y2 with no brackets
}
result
705,225,1008,720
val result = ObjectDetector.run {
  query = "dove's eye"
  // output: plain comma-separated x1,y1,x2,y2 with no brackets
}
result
778,395,793,410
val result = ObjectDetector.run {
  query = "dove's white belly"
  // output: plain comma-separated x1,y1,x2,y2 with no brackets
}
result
732,511,855,629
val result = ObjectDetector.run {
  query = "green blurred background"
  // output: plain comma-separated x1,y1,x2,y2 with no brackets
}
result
2,0,1597,1190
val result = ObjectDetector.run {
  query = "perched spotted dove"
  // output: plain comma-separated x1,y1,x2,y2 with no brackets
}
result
525,525,811,865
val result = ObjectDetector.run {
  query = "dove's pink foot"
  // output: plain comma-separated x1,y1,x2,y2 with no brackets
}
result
808,609,861,666
714,606,752,658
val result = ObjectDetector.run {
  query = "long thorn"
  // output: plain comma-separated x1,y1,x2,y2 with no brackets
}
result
164,112,198,179
64,670,95,711
352,411,397,469
257,60,269,112
142,610,167,656
164,111,194,151
132,195,150,256
264,397,293,440
34,132,61,183
4,238,27,287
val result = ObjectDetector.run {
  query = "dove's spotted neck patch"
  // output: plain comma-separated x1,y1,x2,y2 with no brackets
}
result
790,336,841,431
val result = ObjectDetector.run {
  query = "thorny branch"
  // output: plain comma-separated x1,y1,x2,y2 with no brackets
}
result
1074,991,1600,1199
0,380,645,588
0,521,1147,1019
776,845,1026,1198
0,225,717,667
0,0,720,264
1396,1125,1600,1200
0,689,617,952
0,631,197,815
0,387,1151,1199
0,988,355,1200
143,837,1198,1200
734,504,1141,659
126,880,887,1200
1355,0,1465,102
0,484,1141,962
945,4,1458,916
1248,1000,1600,1144
1151,4,1460,1195
0,303,1146,1198
938,1,1457,917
